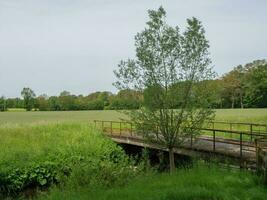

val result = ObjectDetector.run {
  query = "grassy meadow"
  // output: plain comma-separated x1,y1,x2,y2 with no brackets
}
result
0,110,126,124
0,122,267,200
39,165,267,200
0,109,266,125
0,123,139,199
0,109,267,199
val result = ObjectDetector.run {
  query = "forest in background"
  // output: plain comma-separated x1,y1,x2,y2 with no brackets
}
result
1,59,266,111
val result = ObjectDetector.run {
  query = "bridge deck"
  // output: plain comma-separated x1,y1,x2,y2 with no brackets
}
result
107,133,256,162
94,120,267,166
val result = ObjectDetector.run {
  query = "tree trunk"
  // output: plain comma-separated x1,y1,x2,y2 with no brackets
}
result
231,96,235,109
240,94,244,109
169,147,175,173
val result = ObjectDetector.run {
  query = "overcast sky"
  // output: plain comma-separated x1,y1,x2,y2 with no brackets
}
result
0,0,267,97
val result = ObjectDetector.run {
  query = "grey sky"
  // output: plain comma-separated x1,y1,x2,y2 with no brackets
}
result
0,0,267,97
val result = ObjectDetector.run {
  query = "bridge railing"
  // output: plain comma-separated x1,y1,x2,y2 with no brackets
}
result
255,138,267,184
205,121,267,136
93,120,267,168
93,120,267,139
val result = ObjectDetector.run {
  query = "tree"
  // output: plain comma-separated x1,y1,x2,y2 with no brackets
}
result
36,94,49,111
0,96,7,111
221,66,244,108
220,59,267,108
6,98,24,109
49,96,61,111
21,87,36,111
244,64,267,107
204,79,224,108
114,7,215,172
109,89,142,110
58,91,76,110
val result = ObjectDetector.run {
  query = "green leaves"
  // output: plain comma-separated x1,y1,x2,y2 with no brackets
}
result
113,6,215,172
114,7,213,91
21,87,36,111
0,124,138,198
244,64,267,108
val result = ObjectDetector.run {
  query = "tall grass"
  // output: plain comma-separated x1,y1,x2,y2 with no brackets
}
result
38,164,267,200
0,123,139,198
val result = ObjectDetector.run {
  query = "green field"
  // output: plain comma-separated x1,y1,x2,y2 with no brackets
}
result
0,110,126,125
39,164,267,200
1,123,267,200
0,109,266,125
1,110,267,199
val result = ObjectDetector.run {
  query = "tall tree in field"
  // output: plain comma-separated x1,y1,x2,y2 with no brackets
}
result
244,63,267,108
221,66,245,108
114,7,215,172
0,96,7,111
21,87,36,111
36,94,49,111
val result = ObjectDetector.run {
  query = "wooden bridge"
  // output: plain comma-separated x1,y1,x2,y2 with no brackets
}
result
94,120,267,169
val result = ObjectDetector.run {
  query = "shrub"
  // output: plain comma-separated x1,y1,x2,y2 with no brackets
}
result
0,123,137,198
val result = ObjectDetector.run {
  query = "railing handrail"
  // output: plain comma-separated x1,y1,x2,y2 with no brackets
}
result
93,120,267,137
211,121,267,127
94,120,267,127
93,119,267,127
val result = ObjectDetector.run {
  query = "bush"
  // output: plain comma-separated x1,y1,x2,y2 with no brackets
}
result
108,99,141,110
0,123,137,198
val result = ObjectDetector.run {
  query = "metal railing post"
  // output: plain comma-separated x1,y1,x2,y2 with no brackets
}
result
130,123,133,136
250,124,253,142
156,125,159,140
120,122,122,136
110,121,113,135
190,134,193,148
240,132,243,168
102,121,104,131
255,138,259,172
230,123,232,138
213,130,216,152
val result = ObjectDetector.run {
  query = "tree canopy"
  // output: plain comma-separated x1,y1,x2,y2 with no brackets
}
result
114,6,215,172
21,87,36,111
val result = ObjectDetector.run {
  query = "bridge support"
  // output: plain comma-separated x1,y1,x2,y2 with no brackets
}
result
118,143,192,171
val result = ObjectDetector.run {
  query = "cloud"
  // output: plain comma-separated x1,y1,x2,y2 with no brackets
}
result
0,0,266,97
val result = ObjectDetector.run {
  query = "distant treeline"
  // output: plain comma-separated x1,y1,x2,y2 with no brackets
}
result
0,90,143,111
0,59,266,111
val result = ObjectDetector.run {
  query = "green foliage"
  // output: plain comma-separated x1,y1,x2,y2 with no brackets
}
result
4,61,267,113
0,161,67,195
36,95,49,111
0,96,7,112
217,60,267,108
108,89,142,110
0,123,137,198
21,87,36,111
37,164,267,200
58,91,76,111
244,64,267,108
86,100,105,110
114,6,215,171
5,98,24,109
